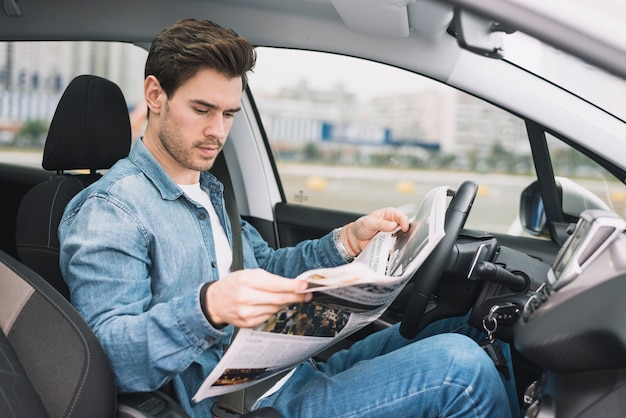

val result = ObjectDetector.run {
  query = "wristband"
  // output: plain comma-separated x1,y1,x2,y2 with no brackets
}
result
333,227,354,262
200,281,227,329
344,222,360,256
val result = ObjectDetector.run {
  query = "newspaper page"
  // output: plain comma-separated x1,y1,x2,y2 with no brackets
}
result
192,186,450,402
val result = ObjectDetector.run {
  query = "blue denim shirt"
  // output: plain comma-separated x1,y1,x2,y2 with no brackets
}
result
58,140,346,415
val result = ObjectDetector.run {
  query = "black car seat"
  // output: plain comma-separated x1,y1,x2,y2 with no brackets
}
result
0,249,193,418
15,74,131,300
0,248,117,417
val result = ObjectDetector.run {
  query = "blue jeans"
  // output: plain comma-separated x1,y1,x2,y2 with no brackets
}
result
256,315,518,417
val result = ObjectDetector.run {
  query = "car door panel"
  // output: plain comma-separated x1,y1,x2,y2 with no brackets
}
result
273,202,361,248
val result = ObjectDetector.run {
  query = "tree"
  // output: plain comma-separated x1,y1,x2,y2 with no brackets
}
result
302,142,321,162
14,119,49,149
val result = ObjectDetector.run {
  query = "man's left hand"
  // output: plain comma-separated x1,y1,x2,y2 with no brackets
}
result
342,207,409,257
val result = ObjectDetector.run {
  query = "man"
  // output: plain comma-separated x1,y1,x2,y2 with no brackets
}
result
59,19,514,417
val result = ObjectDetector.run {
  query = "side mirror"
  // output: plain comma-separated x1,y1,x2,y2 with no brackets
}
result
519,177,611,237
519,181,548,237
451,7,516,59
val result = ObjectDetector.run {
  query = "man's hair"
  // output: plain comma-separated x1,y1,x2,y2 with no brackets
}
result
145,19,256,97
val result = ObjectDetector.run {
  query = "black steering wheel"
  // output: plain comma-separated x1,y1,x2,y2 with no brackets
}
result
399,180,478,339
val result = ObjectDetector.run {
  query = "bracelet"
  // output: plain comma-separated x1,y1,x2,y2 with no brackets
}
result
200,281,227,329
345,222,360,256
333,227,354,262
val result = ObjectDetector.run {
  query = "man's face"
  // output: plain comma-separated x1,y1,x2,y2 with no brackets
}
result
157,67,242,176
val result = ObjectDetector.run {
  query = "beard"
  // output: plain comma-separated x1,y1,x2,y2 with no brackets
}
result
158,104,223,173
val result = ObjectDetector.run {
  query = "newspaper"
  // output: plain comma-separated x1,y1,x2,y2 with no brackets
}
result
192,185,450,402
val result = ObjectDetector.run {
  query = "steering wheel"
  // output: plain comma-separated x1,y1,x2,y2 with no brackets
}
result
399,180,478,339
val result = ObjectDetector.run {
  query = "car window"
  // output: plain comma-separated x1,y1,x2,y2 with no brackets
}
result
248,47,535,235
0,41,147,169
546,133,626,220
505,32,626,123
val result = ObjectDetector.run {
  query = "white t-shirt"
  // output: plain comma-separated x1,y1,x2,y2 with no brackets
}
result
180,182,293,400
178,183,232,277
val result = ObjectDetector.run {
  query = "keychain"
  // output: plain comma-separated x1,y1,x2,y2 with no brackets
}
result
479,306,511,380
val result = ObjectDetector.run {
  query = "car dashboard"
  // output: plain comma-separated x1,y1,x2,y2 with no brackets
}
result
516,209,626,370
514,209,626,417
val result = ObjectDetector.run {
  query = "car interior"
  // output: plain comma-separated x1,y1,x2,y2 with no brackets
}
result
2,1,626,417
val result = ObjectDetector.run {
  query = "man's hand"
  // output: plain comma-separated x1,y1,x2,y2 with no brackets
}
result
343,207,410,257
205,269,312,328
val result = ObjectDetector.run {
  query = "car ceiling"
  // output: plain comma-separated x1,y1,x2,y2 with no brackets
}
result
0,0,452,42
0,0,462,79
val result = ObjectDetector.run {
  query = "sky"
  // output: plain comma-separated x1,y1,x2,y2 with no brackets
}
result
247,47,435,100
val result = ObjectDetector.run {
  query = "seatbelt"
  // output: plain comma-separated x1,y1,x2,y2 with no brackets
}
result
211,152,243,272
210,152,248,415
210,153,288,416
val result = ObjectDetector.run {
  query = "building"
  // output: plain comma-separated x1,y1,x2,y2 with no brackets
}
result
0,41,146,124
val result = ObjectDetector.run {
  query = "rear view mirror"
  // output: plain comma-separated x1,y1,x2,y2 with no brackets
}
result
519,177,611,237
451,8,515,59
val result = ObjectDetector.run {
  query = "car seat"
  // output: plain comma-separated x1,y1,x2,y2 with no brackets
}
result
0,248,196,417
15,74,132,300
0,248,118,417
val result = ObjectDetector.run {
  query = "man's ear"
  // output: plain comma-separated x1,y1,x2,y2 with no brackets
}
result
144,75,164,115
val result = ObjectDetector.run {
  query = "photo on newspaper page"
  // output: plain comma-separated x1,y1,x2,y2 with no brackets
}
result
192,186,450,402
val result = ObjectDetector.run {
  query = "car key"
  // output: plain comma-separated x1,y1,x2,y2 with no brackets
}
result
480,310,511,380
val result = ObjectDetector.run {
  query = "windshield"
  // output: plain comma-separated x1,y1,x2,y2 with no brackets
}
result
503,32,626,122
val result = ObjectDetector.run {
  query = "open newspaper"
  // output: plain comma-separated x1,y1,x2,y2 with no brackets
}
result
192,185,450,402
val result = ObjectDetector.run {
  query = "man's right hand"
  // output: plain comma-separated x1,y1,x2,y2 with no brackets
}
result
204,269,312,328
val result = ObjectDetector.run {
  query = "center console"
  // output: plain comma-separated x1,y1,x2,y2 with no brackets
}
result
515,209,626,417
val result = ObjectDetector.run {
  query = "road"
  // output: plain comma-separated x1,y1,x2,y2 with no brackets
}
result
278,164,533,233
278,163,626,234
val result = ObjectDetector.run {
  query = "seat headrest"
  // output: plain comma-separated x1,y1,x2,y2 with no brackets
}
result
42,74,132,171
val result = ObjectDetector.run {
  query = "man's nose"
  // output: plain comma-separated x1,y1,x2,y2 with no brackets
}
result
204,114,226,139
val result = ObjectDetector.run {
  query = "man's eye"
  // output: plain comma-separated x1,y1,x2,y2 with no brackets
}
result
224,112,235,119
194,108,208,114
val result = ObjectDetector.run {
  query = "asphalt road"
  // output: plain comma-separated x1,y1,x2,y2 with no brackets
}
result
278,164,533,234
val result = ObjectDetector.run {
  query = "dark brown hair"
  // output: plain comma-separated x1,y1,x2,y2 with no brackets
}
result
145,19,256,97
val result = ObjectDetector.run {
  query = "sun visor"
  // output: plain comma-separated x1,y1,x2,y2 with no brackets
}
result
331,0,411,38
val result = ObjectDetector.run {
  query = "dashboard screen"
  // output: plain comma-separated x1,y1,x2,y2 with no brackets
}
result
550,219,589,283
548,210,624,290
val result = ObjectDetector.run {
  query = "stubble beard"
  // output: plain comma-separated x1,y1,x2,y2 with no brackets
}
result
158,113,222,173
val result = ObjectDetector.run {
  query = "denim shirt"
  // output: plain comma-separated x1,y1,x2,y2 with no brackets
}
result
58,140,346,416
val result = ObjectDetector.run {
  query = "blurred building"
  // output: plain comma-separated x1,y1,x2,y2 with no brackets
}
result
256,80,525,157
0,41,146,123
